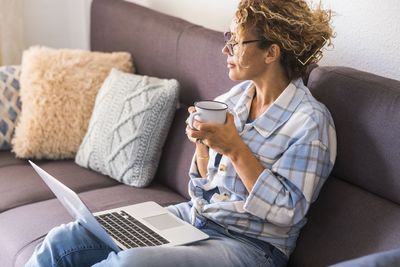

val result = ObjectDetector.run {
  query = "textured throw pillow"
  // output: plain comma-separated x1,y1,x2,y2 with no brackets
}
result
12,46,133,159
75,69,179,187
0,65,21,150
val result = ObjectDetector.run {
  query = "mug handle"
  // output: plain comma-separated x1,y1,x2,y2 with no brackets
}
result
187,111,200,129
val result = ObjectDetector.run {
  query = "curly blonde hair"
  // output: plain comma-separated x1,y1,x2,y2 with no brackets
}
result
235,0,334,80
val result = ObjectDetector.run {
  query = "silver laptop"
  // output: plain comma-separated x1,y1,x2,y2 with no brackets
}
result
29,161,208,252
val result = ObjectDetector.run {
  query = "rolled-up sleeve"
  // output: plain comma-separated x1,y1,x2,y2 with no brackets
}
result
244,140,333,226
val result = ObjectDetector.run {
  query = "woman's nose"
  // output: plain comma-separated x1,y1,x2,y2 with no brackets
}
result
222,44,230,55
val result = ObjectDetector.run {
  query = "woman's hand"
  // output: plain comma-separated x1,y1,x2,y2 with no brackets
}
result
186,108,243,159
186,106,264,190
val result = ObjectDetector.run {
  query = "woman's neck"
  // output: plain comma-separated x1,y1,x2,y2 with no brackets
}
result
249,71,290,120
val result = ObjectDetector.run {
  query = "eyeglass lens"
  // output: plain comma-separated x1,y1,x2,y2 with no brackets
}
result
224,31,235,55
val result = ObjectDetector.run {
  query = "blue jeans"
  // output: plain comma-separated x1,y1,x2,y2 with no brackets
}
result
25,202,287,267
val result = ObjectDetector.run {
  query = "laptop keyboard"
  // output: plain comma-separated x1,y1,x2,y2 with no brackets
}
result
95,210,169,248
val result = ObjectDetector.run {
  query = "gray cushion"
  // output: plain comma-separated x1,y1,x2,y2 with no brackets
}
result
75,69,179,187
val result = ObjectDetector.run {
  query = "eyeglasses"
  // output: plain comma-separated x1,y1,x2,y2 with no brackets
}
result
224,31,263,56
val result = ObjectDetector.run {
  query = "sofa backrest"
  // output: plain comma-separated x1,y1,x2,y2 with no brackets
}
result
307,66,400,204
91,0,400,206
91,0,236,198
287,66,400,267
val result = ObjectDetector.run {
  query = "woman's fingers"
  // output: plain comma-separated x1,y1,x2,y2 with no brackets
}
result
226,112,234,123
186,111,236,148
187,126,206,140
185,126,194,143
186,125,205,144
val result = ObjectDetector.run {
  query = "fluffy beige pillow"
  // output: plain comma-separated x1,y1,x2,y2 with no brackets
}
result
12,46,133,159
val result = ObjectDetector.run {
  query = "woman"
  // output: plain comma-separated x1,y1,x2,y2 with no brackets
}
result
26,1,336,266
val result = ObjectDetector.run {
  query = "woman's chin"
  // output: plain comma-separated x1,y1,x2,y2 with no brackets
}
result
228,70,240,81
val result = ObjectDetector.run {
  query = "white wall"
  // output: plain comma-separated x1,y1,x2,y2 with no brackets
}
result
21,0,400,81
126,0,238,33
23,0,91,50
319,0,400,80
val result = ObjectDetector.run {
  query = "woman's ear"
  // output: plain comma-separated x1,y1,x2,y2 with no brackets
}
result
264,44,281,64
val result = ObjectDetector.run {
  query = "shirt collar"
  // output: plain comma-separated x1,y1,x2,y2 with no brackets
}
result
233,78,305,138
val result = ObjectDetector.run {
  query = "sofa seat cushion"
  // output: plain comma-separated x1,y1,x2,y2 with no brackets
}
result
0,183,186,267
79,184,187,212
0,150,26,167
0,159,119,212
289,177,400,267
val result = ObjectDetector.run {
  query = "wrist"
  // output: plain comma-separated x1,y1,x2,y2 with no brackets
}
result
227,141,246,162
196,154,209,160
196,144,209,158
196,143,208,153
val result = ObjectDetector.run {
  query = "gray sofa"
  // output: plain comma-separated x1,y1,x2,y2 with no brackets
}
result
1,0,400,266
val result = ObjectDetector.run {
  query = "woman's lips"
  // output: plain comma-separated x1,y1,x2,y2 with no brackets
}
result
227,62,236,68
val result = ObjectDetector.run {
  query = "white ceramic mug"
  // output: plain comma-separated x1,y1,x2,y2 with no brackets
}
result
187,100,228,129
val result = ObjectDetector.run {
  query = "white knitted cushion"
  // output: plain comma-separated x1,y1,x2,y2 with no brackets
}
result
75,69,179,187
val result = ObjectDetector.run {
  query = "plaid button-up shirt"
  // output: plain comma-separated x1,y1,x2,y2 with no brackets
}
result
187,78,337,256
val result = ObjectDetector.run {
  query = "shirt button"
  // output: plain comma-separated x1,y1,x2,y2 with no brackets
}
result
219,164,226,172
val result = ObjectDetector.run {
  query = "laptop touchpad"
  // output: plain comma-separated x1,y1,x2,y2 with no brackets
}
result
143,213,184,230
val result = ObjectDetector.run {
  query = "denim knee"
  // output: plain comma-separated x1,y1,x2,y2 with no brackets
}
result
25,221,113,267
46,222,77,243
